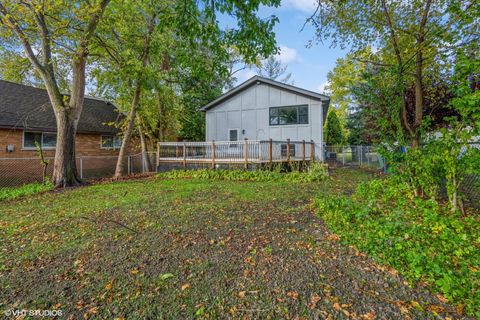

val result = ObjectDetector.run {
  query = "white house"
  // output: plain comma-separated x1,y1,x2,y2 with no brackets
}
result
200,76,330,160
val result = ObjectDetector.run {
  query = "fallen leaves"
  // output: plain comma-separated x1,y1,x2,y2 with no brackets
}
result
286,291,299,300
181,283,190,291
308,294,322,309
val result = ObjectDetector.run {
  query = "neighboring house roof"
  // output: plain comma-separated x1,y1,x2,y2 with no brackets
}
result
199,76,331,121
0,80,121,134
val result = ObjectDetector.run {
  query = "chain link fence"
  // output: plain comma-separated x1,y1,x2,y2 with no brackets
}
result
0,152,157,188
324,145,387,170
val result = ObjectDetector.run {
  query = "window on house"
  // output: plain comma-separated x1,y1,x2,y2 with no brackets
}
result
229,129,238,141
101,135,122,149
23,132,57,149
269,105,309,125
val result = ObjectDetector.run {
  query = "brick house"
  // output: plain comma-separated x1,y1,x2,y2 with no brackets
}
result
0,80,138,186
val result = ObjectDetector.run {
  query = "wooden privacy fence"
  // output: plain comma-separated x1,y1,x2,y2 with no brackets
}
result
156,139,315,169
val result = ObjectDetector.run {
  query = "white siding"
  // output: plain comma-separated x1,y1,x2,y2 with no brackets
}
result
205,83,327,160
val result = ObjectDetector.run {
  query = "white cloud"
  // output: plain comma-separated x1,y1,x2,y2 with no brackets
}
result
282,0,318,13
317,80,330,94
277,45,301,64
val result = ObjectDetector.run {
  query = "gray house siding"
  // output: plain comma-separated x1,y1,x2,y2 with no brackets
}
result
204,79,329,161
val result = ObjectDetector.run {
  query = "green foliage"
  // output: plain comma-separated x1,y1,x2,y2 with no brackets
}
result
158,164,328,183
316,177,480,316
324,109,344,145
0,182,54,202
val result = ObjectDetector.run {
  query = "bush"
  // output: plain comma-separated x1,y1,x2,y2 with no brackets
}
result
0,182,54,202
158,164,328,183
316,177,480,317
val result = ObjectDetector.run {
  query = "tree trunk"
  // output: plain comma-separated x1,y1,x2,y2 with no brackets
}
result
412,45,424,149
52,109,82,187
114,83,141,178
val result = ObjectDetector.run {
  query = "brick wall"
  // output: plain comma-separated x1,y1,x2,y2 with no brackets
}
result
0,128,139,158
0,128,142,186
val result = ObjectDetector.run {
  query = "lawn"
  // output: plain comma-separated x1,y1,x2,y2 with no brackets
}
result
0,168,464,319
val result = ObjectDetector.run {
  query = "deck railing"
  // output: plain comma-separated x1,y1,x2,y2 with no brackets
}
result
156,139,315,168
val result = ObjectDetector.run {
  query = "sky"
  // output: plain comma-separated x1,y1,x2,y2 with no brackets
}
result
219,0,351,94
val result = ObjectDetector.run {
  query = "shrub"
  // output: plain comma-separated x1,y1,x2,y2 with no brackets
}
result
316,177,480,317
0,182,54,202
158,165,328,183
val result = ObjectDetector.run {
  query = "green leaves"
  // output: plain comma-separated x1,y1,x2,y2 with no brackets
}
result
316,177,480,316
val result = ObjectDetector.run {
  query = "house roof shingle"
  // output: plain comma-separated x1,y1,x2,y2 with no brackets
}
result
0,80,121,134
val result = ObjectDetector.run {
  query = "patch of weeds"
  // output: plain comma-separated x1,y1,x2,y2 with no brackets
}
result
316,176,480,317
0,182,54,202
157,164,328,183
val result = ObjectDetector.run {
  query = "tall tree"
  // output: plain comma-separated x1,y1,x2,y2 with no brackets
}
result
257,55,293,84
307,0,478,148
324,110,344,146
0,0,110,187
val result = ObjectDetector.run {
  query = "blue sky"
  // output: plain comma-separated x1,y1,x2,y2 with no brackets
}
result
219,0,350,94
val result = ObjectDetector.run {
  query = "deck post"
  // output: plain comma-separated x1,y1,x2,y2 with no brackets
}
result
156,142,160,169
302,140,305,170
302,140,306,161
211,140,216,169
286,139,291,166
244,138,248,170
182,143,187,169
310,140,315,163
269,138,273,169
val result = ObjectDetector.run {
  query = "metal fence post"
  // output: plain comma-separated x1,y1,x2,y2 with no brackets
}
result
127,155,131,175
359,145,362,166
79,157,83,179
142,152,145,173
342,146,346,165
367,146,370,167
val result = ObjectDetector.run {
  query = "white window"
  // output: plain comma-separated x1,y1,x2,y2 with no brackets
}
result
23,131,57,149
269,105,309,125
101,135,122,149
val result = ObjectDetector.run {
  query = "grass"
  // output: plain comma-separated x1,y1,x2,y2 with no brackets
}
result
0,182,54,202
0,168,465,318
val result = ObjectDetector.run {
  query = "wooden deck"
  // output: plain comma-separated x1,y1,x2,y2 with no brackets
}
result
157,139,315,169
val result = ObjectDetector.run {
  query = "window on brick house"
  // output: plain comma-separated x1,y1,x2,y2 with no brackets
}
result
101,135,122,149
23,132,57,149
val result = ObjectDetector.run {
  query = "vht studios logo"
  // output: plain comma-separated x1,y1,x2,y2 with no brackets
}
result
4,309,63,318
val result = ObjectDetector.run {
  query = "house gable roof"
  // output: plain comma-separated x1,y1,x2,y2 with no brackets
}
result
199,75,330,112
0,80,121,134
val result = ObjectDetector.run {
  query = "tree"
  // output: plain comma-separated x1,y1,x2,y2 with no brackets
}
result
257,56,293,84
308,0,478,148
324,110,344,146
93,0,280,176
0,0,110,187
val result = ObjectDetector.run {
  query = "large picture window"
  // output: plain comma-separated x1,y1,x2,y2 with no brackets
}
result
23,132,57,149
101,135,122,149
269,105,308,125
